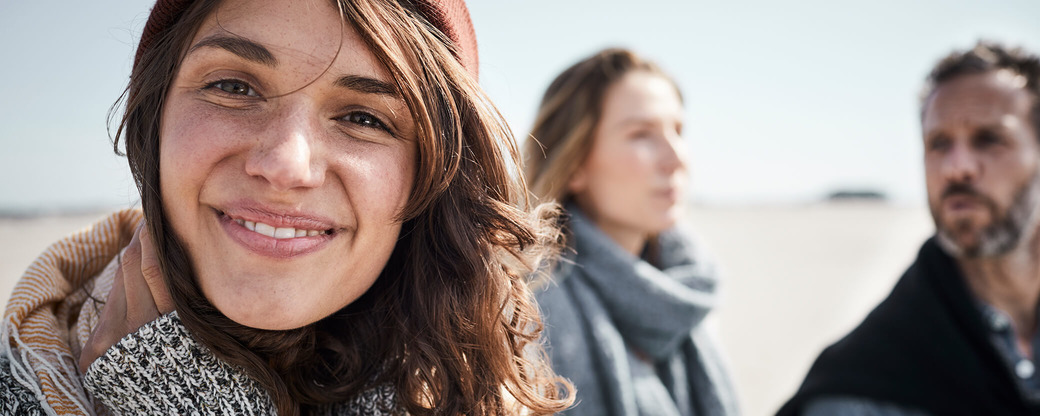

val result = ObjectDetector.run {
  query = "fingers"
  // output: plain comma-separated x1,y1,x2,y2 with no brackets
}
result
138,225,175,313
121,225,160,324
79,264,129,373
79,222,176,375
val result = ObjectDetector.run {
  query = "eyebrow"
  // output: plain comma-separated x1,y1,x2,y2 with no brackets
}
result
189,34,398,99
614,116,679,130
189,34,277,66
925,124,1006,140
617,117,655,126
335,75,399,98
972,124,1011,139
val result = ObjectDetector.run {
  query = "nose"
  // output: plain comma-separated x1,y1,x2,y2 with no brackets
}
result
941,143,980,184
244,109,325,191
659,132,686,173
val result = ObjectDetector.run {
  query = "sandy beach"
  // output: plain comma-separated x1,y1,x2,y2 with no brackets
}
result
0,203,934,415
690,203,933,415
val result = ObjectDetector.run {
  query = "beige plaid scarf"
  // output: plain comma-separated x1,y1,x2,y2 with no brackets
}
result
3,209,142,415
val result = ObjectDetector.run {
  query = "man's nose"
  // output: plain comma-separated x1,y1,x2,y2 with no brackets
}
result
941,143,980,184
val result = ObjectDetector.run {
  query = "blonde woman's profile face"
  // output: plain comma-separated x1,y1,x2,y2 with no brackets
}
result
159,0,417,330
569,71,686,252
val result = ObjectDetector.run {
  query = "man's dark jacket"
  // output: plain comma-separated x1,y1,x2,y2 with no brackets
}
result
777,238,1040,416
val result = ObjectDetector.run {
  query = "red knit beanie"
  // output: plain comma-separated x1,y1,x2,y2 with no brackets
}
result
135,0,479,79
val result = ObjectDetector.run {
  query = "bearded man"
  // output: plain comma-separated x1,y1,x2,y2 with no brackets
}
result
779,41,1040,416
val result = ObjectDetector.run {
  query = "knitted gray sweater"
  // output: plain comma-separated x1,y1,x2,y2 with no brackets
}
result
0,312,399,415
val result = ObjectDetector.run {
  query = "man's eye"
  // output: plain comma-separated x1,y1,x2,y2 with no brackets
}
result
927,137,951,152
207,80,257,97
974,131,1002,148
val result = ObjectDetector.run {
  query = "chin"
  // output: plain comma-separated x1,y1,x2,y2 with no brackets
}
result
220,302,298,330
645,216,678,236
204,284,343,330
938,234,984,258
224,307,322,331
936,223,985,257
659,207,682,229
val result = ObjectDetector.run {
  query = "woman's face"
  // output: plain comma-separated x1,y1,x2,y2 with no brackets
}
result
569,71,686,252
160,0,416,330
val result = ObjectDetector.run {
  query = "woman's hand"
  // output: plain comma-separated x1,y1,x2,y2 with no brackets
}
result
78,224,175,373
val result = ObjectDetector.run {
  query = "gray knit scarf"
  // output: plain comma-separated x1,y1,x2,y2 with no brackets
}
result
552,206,738,416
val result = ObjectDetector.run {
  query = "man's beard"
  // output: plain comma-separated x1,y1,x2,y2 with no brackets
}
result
934,171,1040,258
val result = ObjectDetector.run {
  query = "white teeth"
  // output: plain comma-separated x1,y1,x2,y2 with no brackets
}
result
254,222,275,237
234,218,324,239
274,227,296,239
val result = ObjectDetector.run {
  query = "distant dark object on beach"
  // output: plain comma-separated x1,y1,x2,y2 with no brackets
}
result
826,189,888,202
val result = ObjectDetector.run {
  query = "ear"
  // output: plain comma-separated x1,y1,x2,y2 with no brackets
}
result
567,166,589,194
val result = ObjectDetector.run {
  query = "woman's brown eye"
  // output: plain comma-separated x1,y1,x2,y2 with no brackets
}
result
345,112,390,133
209,80,256,96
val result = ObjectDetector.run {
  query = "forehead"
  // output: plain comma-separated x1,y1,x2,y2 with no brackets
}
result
195,0,338,48
601,71,682,123
922,70,1035,134
187,0,388,81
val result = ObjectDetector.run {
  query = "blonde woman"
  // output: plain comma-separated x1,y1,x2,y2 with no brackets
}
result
524,48,738,416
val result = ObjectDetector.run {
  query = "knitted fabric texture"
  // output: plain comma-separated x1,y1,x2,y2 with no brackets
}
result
135,0,479,79
84,311,276,415
83,312,399,415
0,354,45,415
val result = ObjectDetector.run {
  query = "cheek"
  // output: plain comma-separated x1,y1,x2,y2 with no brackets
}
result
923,160,946,197
986,154,1037,203
160,100,246,195
589,144,655,187
159,96,266,264
577,151,646,211
1007,152,1040,184
159,101,210,229
329,142,416,221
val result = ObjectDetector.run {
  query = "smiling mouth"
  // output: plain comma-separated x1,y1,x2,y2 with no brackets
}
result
216,209,335,239
214,208,337,258
233,218,332,238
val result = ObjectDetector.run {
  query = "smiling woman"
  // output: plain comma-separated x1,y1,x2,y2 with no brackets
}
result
0,0,572,415
160,0,419,331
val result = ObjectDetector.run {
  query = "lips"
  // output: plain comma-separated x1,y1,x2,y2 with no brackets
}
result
943,194,983,211
233,218,330,238
215,204,339,259
654,186,679,204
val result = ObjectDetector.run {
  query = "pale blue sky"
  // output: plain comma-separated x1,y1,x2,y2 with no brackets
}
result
2,0,1038,212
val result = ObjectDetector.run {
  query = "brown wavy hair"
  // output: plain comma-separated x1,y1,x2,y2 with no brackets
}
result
523,48,682,203
110,0,572,414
